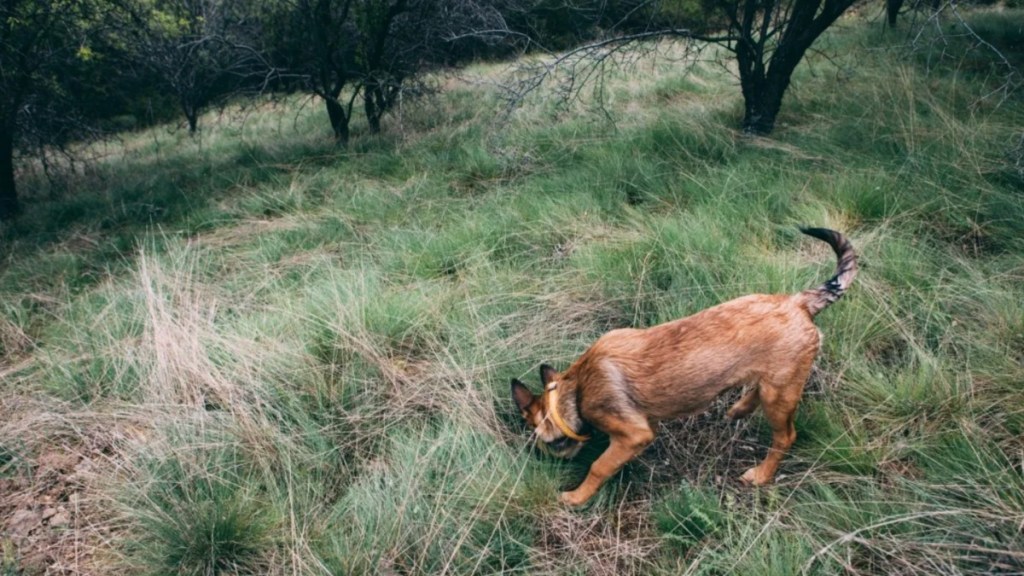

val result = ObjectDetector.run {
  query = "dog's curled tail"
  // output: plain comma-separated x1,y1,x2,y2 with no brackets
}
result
798,227,858,317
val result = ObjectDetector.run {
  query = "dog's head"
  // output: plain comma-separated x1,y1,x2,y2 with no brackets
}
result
510,364,585,459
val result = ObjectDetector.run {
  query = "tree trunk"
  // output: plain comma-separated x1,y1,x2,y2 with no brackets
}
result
729,0,858,135
325,96,350,146
737,50,789,135
364,84,382,134
887,0,905,27
181,96,199,135
736,23,817,134
0,126,19,221
746,53,801,134
740,83,785,135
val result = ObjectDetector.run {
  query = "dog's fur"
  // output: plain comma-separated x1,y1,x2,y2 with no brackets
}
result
512,228,857,506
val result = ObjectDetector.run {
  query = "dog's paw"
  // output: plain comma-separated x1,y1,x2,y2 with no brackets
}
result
726,403,757,420
739,467,772,486
559,489,590,507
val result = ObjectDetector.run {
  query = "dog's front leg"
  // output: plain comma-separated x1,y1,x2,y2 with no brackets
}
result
561,426,654,506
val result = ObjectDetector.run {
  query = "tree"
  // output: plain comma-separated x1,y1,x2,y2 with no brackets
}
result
0,0,144,220
500,0,861,135
266,0,361,144
712,0,861,134
887,0,905,26
356,0,411,134
357,0,496,133
266,0,508,145
131,0,267,134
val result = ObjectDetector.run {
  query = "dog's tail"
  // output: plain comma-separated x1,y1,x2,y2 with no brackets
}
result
797,227,857,317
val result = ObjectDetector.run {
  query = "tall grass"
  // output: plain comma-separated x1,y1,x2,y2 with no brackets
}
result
1,10,1023,575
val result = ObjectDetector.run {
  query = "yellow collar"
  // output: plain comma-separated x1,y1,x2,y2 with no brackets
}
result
546,382,590,442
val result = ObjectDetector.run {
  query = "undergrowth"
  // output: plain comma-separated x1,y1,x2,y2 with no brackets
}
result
1,10,1022,576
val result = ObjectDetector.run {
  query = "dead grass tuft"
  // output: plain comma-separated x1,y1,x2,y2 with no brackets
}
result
532,504,662,576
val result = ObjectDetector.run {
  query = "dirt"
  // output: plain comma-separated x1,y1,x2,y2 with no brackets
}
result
1,435,117,575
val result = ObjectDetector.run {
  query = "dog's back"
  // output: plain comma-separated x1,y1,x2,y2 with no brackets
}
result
571,228,858,421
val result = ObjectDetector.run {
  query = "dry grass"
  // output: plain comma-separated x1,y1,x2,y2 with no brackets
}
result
2,11,1024,575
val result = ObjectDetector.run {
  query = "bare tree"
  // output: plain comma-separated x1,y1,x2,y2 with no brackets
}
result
355,0,411,134
498,0,862,135
129,0,267,134
907,0,1021,104
718,0,861,134
498,28,697,116
266,0,361,144
268,0,509,145
358,0,510,133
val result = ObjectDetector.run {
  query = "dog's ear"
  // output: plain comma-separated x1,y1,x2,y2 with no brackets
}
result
540,364,558,386
511,379,535,412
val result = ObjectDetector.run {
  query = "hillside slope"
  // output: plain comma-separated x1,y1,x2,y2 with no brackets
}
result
2,13,1023,575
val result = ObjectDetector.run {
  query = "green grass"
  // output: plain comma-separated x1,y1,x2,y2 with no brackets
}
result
653,481,726,553
121,439,277,575
1,10,1023,575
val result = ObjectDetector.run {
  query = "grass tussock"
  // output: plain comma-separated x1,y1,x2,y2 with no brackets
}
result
2,10,1024,575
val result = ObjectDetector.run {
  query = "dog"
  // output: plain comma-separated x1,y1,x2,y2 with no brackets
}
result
511,227,857,506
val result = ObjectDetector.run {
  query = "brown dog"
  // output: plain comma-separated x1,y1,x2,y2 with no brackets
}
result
512,228,857,506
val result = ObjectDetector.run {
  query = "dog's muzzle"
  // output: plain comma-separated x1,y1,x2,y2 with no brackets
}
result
537,435,582,458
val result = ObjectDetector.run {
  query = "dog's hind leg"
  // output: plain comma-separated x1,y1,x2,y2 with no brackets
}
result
739,370,808,486
726,386,761,419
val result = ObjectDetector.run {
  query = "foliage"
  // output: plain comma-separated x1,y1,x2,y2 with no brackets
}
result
653,482,726,552
0,0,134,218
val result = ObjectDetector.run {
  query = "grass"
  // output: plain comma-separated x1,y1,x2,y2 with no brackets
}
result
1,10,1023,575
